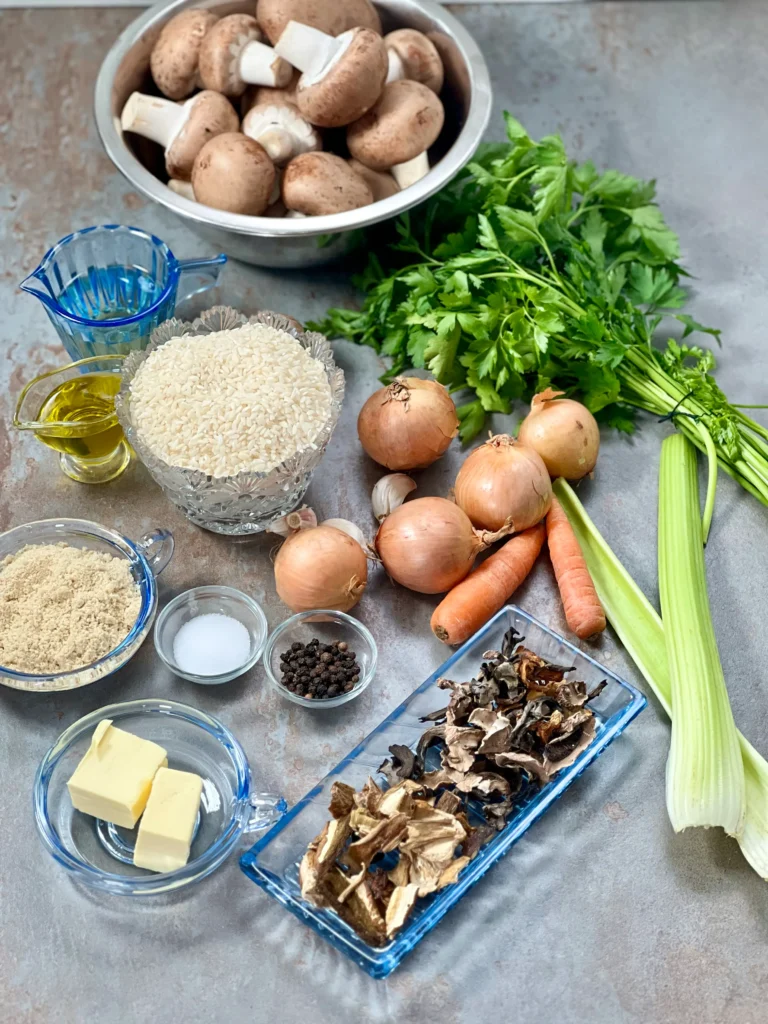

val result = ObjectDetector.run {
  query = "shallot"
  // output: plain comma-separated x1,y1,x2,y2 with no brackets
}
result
375,496,513,594
517,389,600,480
274,524,368,612
357,377,458,471
454,435,552,532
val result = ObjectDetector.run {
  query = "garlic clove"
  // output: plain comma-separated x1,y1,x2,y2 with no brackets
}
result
321,518,369,552
268,506,318,537
371,473,417,522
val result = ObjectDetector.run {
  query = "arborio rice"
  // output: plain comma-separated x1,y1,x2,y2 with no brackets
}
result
129,325,333,477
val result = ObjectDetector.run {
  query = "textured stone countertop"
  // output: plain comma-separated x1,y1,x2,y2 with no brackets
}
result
1,3,767,1022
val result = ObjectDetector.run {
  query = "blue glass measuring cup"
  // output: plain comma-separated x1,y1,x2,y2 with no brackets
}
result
20,225,226,362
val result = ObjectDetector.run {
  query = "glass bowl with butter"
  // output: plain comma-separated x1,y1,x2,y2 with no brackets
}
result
33,699,286,895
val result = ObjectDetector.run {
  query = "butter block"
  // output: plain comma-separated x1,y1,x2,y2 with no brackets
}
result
67,720,168,828
133,767,203,873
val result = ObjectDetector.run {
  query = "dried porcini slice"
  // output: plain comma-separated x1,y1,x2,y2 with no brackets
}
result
297,627,599,945
299,814,352,900
386,884,419,938
355,776,384,815
328,781,356,819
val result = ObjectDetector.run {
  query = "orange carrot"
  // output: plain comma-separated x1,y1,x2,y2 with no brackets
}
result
431,523,546,645
546,496,606,639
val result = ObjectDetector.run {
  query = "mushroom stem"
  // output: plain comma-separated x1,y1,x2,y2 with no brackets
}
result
121,92,188,150
257,127,297,164
386,49,406,84
238,38,293,88
285,210,307,219
392,151,430,189
168,178,196,200
274,20,340,76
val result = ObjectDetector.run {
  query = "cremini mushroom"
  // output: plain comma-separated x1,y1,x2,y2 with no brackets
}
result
256,0,381,46
282,152,373,216
167,178,196,201
199,14,293,98
191,133,276,215
384,29,444,94
347,80,445,189
274,22,387,128
240,71,300,117
243,102,321,164
120,90,239,180
347,159,399,202
150,9,219,100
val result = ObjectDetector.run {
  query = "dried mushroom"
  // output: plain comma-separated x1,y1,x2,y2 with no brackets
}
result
297,628,602,944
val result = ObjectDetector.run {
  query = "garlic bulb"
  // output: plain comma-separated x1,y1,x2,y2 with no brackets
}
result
268,506,318,537
371,473,417,522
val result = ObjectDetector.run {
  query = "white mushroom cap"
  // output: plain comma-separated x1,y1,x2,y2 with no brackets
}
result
384,29,444,95
282,152,373,216
121,90,240,179
256,0,381,47
192,133,277,215
150,9,219,100
347,80,445,171
276,23,388,128
347,160,399,202
199,14,292,98
242,103,321,164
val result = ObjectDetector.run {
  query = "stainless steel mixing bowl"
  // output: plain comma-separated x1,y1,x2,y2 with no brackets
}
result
94,0,492,268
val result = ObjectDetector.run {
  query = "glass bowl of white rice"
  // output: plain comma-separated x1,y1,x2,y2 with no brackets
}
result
116,307,344,535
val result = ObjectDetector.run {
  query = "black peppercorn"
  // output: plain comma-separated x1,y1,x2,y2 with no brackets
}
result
279,637,363,700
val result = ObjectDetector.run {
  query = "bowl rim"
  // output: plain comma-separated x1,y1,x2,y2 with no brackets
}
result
263,609,378,709
0,518,157,684
154,585,269,684
94,0,493,238
33,698,252,895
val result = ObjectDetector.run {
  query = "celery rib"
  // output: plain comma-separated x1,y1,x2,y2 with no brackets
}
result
554,480,768,875
658,435,745,834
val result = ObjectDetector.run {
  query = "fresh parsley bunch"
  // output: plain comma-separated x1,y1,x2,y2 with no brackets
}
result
314,115,768,507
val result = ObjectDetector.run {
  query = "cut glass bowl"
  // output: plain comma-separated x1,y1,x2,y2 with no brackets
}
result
115,306,345,535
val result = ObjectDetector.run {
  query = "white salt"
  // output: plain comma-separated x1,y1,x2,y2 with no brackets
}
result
173,613,251,677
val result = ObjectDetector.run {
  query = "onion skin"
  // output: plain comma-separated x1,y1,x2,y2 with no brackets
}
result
375,496,512,594
455,435,552,532
275,525,368,612
518,389,600,480
357,377,459,471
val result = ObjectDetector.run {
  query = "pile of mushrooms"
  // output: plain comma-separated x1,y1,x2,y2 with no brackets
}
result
121,0,447,218
298,627,605,945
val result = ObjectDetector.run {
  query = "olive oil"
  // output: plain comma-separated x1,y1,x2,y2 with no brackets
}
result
35,373,124,459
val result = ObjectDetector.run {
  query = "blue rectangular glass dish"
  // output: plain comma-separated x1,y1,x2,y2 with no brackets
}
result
240,605,646,978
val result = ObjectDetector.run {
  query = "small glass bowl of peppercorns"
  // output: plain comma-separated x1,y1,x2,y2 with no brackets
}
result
263,610,377,709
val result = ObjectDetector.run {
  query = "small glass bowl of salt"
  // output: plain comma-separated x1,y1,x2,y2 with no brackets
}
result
154,586,268,684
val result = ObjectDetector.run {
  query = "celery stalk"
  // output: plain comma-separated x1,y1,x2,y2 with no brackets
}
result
658,434,745,834
553,479,768,875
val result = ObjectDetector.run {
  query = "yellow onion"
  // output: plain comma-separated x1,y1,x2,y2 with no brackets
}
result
455,435,552,532
357,377,459,471
275,525,368,612
518,388,600,480
375,496,513,594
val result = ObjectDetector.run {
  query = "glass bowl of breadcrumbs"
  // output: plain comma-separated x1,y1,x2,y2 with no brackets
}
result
0,518,174,691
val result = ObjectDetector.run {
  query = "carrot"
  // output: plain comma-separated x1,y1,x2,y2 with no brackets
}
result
546,496,606,639
431,523,546,645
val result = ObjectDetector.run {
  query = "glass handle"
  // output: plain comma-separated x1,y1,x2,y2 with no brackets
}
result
137,528,175,576
176,254,227,304
244,792,288,835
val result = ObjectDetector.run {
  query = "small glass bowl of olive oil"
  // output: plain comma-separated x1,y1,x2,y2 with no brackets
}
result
13,356,131,484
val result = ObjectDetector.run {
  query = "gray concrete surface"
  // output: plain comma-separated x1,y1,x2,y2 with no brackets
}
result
1,2,767,1022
